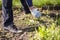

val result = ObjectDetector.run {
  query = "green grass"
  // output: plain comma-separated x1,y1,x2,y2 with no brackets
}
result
0,0,60,7
33,23,60,40
13,0,21,7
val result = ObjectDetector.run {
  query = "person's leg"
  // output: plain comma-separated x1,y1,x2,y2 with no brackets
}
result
2,0,13,27
2,0,22,33
20,0,41,18
20,0,31,14
26,0,33,7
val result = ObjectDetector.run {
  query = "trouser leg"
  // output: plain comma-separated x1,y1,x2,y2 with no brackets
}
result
20,0,31,13
2,0,13,27
26,0,33,7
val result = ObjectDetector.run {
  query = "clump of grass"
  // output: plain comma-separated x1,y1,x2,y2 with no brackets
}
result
33,23,60,40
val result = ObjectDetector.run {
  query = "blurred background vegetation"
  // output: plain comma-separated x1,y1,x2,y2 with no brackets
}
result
0,0,60,8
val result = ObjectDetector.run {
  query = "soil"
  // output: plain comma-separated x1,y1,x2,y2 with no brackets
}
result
0,8,60,40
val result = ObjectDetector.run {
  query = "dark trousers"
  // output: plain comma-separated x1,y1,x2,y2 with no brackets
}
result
2,0,32,27
26,0,33,7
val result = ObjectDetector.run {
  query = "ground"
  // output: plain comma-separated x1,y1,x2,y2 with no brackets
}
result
0,8,60,40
